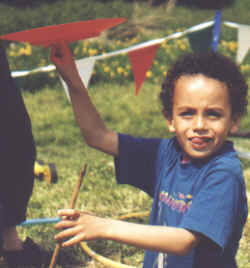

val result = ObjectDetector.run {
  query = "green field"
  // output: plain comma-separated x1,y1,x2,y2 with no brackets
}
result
1,1,249,267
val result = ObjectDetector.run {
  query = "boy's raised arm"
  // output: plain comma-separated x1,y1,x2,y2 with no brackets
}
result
50,42,118,156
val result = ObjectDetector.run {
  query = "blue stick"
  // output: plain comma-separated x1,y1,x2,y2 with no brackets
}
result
18,217,61,226
211,10,222,51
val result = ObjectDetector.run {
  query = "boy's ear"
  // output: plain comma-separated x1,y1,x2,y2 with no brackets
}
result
162,110,176,133
229,115,241,134
166,118,176,133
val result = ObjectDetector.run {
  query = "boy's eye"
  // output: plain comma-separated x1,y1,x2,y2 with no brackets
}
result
179,110,194,117
207,110,222,118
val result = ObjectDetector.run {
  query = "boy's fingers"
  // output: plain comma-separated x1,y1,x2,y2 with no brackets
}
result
55,209,82,230
55,219,76,230
60,41,73,56
55,225,83,241
50,41,68,62
61,233,86,247
57,208,79,217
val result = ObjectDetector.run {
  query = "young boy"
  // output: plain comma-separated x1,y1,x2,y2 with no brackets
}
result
51,42,248,268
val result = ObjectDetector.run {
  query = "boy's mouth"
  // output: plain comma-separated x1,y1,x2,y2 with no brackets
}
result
189,136,213,150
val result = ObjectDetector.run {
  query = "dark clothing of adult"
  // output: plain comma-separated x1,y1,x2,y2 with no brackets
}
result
0,43,36,228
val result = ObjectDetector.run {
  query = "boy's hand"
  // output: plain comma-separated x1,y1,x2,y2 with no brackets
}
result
55,209,108,247
50,42,81,85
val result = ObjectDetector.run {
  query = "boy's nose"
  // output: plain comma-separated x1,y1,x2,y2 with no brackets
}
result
193,116,207,131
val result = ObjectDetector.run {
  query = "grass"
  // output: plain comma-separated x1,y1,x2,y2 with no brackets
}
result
2,79,246,267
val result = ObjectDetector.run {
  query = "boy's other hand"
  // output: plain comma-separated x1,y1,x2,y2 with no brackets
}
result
55,209,109,247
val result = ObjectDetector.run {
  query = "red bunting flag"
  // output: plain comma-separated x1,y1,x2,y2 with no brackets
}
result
0,18,126,47
128,44,160,95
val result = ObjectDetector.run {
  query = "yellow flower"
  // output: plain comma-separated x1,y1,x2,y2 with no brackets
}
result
17,48,25,56
161,42,167,49
39,59,47,67
104,66,110,73
117,67,124,74
24,43,32,55
82,46,88,53
146,71,152,78
240,65,250,72
88,48,98,56
177,39,183,46
221,40,227,47
179,43,186,51
110,71,115,78
74,46,79,54
228,41,237,52
9,51,16,57
17,43,32,56
165,45,171,54
129,37,138,45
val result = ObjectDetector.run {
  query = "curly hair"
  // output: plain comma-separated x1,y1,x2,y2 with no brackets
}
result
160,51,248,119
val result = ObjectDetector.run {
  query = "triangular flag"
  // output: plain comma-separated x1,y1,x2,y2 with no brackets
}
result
187,25,214,52
237,24,250,64
60,57,96,101
128,44,159,95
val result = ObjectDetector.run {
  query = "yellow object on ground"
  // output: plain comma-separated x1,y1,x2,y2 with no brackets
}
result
34,160,58,184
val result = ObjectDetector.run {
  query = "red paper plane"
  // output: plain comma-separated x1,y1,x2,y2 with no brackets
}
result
0,18,126,47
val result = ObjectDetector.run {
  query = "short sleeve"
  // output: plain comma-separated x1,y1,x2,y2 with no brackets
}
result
114,133,161,197
180,169,242,250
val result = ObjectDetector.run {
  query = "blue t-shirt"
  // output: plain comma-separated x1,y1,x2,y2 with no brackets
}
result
115,134,248,268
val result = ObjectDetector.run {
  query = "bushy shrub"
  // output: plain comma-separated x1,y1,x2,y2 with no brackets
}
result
0,0,132,35
176,0,236,10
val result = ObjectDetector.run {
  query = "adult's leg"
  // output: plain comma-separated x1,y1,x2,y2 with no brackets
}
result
0,42,36,236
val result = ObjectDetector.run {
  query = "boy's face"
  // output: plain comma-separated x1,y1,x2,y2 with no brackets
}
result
166,74,240,160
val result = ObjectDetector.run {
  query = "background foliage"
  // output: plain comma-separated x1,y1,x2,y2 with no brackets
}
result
2,0,250,97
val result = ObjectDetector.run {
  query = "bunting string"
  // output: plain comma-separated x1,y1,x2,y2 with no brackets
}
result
11,19,250,84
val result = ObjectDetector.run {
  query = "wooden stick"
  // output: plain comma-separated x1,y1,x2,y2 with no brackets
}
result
49,163,87,268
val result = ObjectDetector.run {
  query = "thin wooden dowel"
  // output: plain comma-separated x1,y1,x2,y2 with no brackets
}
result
49,163,87,268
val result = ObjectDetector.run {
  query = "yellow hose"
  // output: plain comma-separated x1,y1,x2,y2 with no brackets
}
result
80,242,136,268
80,211,150,268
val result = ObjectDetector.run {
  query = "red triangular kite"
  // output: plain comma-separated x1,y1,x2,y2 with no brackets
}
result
0,18,126,47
